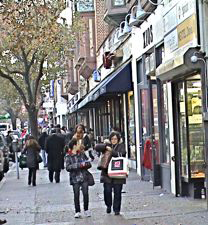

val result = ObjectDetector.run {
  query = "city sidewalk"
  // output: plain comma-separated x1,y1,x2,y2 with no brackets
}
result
0,160,207,225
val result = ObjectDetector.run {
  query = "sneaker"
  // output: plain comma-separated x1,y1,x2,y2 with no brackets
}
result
74,212,81,218
114,211,120,216
84,210,91,217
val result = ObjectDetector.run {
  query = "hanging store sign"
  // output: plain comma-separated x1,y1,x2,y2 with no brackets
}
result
163,0,196,35
93,70,101,82
177,14,197,49
49,80,54,98
163,0,197,62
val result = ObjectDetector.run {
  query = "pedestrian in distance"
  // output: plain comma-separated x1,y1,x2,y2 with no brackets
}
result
75,124,95,162
22,136,41,186
45,129,65,183
96,131,126,216
38,127,48,167
6,130,14,162
65,127,74,146
87,128,95,161
65,126,92,219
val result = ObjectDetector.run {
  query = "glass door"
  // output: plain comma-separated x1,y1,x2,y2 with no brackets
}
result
139,87,151,181
151,83,161,186
175,75,205,195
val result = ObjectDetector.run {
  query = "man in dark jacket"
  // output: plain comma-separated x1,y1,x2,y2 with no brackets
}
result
45,129,65,183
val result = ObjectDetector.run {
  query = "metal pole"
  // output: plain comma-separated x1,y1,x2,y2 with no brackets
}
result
15,151,19,179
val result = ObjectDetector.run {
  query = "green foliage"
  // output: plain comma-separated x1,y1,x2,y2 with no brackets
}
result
0,0,80,108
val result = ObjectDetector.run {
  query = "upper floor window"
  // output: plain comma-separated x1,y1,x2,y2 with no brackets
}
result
77,0,94,12
112,0,126,7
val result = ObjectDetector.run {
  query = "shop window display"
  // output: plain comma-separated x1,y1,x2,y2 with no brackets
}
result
128,91,136,160
178,75,205,180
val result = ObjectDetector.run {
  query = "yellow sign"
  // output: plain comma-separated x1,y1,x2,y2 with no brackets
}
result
177,14,197,48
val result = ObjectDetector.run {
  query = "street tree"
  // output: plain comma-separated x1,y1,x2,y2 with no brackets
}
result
0,78,25,130
0,0,80,138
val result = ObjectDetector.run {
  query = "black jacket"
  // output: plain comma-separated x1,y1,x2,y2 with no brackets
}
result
22,145,40,169
45,134,65,171
38,132,48,150
100,143,126,184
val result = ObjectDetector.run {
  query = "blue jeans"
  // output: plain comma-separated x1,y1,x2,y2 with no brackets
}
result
41,149,47,166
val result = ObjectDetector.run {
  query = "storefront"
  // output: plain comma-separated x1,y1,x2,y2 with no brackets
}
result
76,60,133,150
157,46,206,198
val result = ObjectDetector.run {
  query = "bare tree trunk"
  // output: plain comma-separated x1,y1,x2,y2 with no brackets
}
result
28,108,38,139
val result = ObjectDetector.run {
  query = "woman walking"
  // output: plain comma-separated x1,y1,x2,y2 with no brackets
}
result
96,131,126,215
66,124,92,218
22,136,41,186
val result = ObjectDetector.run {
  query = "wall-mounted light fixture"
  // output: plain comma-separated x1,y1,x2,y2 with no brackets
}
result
148,0,164,6
122,14,132,35
118,21,125,40
129,2,151,27
113,28,120,45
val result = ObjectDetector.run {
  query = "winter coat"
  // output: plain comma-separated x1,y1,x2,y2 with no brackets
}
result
45,134,65,172
65,150,91,185
100,143,126,185
22,145,40,169
38,132,48,150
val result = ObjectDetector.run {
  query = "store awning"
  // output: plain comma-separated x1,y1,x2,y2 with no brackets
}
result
78,60,132,110
97,62,132,98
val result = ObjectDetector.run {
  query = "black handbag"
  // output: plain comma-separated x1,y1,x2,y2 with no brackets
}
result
86,170,95,186
19,154,27,169
37,154,43,163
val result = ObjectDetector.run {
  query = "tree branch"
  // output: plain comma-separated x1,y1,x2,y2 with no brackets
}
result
0,70,28,109
34,56,45,104
28,50,37,69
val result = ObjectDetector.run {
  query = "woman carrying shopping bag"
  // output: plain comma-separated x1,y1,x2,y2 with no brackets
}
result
95,131,126,216
65,125,93,219
22,136,41,186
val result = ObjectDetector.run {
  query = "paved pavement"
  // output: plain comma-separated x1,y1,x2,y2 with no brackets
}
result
0,159,207,225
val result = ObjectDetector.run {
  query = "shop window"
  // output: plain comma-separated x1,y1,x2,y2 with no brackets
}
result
161,83,170,164
127,91,136,160
187,79,204,179
177,75,205,179
112,0,126,7
155,44,164,68
136,59,143,84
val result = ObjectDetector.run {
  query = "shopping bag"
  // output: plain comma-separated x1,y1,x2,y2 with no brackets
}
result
108,156,129,179
97,150,112,170
19,154,27,169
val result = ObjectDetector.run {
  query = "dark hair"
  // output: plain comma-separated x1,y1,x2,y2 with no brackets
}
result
75,124,85,133
109,131,121,143
112,127,120,132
